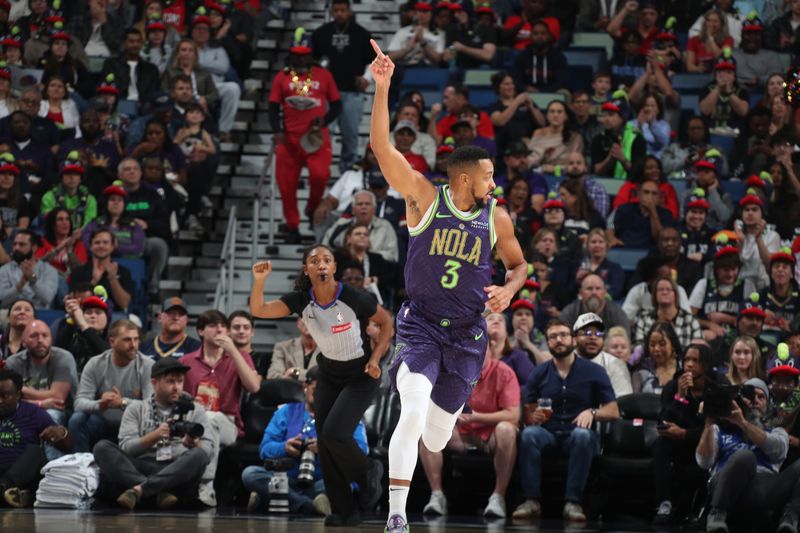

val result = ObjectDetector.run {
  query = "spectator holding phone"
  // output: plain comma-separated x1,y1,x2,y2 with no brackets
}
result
652,343,713,524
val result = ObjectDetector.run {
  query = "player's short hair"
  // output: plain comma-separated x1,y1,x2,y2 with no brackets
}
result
446,146,491,178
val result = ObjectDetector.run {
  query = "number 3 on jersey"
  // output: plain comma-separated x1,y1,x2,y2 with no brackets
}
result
441,259,461,289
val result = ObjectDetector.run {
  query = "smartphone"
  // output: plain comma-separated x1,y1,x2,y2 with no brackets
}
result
656,422,669,431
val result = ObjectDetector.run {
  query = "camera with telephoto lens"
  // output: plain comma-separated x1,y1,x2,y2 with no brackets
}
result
296,440,316,487
704,383,756,419
296,417,316,487
169,395,204,439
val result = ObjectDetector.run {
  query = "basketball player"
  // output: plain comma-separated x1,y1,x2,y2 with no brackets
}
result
368,40,527,533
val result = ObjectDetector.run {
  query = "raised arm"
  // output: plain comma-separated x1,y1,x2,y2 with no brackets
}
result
484,205,527,312
369,39,437,225
249,261,292,319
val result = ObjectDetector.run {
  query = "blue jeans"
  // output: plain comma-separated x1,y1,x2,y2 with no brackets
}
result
518,426,599,503
241,465,325,514
45,409,68,461
68,412,113,453
334,91,365,173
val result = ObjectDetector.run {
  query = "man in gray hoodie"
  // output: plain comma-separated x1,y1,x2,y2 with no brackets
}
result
93,357,212,510
68,319,154,452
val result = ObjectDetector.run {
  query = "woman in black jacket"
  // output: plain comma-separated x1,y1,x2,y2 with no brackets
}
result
54,290,110,373
651,343,714,524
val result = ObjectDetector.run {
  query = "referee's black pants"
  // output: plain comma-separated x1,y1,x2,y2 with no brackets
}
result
314,354,379,516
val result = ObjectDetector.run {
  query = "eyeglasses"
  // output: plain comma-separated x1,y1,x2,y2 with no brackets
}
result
577,330,604,338
547,332,572,341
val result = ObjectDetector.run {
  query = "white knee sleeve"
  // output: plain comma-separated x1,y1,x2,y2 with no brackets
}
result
421,402,462,453
388,363,432,480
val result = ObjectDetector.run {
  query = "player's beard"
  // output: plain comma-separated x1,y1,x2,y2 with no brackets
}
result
474,197,486,210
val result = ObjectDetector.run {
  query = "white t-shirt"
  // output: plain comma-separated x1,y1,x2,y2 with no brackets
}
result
622,281,691,321
588,351,633,397
126,60,139,101
740,228,781,290
328,169,401,212
85,22,111,58
387,25,445,66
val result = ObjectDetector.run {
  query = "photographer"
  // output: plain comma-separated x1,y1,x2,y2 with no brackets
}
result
241,367,368,515
93,358,212,510
698,378,800,533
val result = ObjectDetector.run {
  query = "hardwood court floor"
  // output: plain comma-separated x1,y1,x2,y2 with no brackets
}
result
0,509,693,533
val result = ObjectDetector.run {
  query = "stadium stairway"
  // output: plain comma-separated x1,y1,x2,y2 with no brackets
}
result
156,0,399,354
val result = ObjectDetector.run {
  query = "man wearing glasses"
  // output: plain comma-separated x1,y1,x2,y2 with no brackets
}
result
573,313,632,397
513,318,619,522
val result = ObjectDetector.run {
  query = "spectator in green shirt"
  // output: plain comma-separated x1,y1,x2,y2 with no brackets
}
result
40,152,98,229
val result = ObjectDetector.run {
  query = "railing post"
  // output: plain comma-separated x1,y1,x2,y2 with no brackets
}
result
267,150,276,248
213,205,237,312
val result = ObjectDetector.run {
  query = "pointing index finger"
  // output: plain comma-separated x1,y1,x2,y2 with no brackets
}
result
370,38,384,58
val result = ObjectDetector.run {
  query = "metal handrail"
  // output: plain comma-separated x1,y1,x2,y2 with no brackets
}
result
214,205,238,314
252,148,276,265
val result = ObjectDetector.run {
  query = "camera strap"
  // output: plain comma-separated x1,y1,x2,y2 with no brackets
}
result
148,396,174,433
149,396,177,461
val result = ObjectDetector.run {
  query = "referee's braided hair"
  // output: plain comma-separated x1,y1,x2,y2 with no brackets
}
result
295,244,337,291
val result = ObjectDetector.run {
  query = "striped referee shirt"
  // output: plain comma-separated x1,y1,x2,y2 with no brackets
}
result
280,283,377,362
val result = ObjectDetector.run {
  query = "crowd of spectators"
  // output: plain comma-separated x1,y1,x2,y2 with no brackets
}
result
2,0,800,531
265,0,800,527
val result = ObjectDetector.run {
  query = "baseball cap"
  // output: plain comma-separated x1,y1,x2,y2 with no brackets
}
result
367,169,388,188
393,120,418,135
573,312,604,333
305,366,319,383
505,141,532,157
162,296,188,313
151,357,192,378
149,92,174,114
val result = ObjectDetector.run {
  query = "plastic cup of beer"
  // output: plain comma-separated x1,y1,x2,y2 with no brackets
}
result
538,398,553,422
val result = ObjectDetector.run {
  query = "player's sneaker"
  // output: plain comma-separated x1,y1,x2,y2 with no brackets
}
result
385,514,410,533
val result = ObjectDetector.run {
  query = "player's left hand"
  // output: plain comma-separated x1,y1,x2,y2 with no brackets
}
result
483,285,514,313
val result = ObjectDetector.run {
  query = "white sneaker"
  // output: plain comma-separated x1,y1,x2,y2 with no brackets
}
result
198,481,217,507
423,490,447,515
247,491,260,511
313,493,331,516
483,493,506,518
563,501,586,522
512,499,541,519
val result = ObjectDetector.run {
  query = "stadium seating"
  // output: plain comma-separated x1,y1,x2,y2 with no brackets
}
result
607,248,650,272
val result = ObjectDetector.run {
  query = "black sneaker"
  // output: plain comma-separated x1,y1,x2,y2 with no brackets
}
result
358,459,384,511
706,508,728,533
284,230,301,245
778,511,799,533
324,511,361,527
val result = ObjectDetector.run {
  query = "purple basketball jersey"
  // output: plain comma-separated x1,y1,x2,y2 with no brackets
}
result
405,185,496,321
